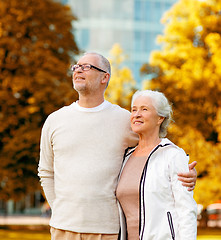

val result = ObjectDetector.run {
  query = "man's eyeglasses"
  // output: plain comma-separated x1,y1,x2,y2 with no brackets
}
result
70,64,107,73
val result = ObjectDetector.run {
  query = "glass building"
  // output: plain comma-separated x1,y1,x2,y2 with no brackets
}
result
63,0,177,85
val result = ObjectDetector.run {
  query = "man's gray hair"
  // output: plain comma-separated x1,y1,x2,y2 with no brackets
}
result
84,52,111,87
131,90,173,138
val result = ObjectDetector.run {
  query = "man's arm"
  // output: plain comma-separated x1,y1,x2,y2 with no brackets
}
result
178,161,197,191
38,117,56,208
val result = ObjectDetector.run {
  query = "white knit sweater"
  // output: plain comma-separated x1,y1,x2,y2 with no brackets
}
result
38,100,138,234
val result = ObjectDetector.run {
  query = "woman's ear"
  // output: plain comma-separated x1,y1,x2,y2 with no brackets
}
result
158,116,165,125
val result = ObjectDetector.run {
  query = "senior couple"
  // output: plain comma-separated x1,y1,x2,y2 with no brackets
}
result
38,52,197,240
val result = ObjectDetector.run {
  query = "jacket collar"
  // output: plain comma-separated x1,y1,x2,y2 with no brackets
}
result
124,138,175,159
158,138,174,147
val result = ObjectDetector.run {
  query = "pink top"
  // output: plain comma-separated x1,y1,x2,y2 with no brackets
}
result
116,155,147,240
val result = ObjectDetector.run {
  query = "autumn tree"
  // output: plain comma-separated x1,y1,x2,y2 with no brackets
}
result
141,0,221,206
0,0,79,201
105,44,136,110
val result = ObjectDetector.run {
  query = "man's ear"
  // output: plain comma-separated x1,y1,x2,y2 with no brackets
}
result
101,73,110,85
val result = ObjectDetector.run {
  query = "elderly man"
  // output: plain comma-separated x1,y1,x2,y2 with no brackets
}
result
38,52,197,240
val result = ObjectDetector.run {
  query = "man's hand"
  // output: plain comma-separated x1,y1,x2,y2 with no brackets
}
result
178,161,197,191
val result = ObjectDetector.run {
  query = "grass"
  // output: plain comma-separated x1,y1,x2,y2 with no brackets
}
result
0,229,50,240
197,228,221,240
198,236,221,240
198,237,221,240
0,228,220,240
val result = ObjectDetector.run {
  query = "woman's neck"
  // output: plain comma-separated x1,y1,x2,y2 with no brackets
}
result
133,135,161,157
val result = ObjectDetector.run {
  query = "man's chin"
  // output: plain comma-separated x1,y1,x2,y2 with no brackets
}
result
73,84,86,92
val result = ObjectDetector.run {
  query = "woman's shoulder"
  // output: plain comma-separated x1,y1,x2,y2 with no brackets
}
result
160,138,188,158
123,146,136,159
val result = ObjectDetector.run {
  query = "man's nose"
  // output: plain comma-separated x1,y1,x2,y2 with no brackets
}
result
75,66,83,72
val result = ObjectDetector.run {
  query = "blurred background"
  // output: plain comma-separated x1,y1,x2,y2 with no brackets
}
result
0,0,221,239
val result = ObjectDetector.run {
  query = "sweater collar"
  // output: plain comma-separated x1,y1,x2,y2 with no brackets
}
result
72,100,111,112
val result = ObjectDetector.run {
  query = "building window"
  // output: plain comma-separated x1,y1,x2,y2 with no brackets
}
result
78,29,90,50
134,0,142,20
134,30,142,51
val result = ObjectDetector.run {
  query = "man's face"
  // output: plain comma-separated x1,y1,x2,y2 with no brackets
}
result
72,54,105,94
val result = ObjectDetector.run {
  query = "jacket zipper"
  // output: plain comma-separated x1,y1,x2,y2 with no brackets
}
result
139,143,171,240
167,211,175,240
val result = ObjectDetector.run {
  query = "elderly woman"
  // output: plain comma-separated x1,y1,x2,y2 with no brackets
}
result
116,90,197,240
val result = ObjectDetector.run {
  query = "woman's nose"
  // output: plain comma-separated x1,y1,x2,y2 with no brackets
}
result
134,110,141,117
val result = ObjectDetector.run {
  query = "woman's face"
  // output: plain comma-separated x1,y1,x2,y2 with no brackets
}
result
130,96,164,135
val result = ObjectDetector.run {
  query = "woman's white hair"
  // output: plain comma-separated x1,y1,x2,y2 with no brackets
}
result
131,90,173,138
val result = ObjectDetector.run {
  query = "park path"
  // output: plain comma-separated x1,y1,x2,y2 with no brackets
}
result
0,215,50,226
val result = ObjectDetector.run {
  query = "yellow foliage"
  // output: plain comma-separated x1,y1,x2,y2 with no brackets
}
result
168,124,221,207
141,0,221,206
215,108,221,142
105,44,136,110
0,0,79,200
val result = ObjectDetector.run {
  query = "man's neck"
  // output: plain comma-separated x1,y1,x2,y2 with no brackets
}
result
78,95,105,108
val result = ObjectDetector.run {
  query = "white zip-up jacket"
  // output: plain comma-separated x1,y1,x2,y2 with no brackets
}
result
118,138,197,240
